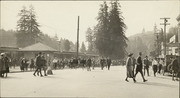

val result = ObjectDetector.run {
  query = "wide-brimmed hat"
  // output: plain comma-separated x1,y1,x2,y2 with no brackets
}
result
0,53,5,56
128,53,133,56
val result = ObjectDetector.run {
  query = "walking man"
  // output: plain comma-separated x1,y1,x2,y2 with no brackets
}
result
143,56,150,76
33,52,43,77
86,58,92,71
41,53,47,76
134,52,147,82
52,57,58,70
107,57,112,70
100,57,105,70
0,53,7,77
158,58,164,74
125,53,136,83
152,57,158,77
92,57,96,70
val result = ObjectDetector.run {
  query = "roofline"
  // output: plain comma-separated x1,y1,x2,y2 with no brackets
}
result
18,50,58,52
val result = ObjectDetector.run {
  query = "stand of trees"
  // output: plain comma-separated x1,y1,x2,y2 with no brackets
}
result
16,5,41,48
15,5,80,52
86,1,127,59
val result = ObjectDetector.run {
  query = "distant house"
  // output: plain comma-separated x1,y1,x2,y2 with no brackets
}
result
166,14,180,56
19,42,58,60
159,15,180,58
167,35,180,56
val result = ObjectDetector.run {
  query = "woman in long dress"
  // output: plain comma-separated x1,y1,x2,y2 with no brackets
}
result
125,53,136,82
0,53,6,77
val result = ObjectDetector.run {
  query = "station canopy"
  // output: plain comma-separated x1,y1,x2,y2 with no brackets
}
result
19,42,58,52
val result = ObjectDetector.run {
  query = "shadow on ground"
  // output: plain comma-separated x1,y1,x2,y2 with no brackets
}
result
136,81,178,88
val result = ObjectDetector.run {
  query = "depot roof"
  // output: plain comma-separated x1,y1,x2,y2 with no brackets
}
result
19,42,58,52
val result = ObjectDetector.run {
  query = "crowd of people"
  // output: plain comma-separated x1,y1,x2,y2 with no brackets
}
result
0,52,114,78
125,52,180,82
51,56,112,71
1,51,179,81
32,52,113,76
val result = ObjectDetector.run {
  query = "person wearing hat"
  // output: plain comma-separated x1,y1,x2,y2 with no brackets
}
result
0,53,6,77
0,53,9,77
134,52,147,82
125,53,136,82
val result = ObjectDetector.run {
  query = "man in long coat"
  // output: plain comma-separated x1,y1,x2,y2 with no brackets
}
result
0,53,6,77
125,53,136,82
33,52,43,77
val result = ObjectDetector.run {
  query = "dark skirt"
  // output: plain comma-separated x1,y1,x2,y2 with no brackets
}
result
153,65,157,72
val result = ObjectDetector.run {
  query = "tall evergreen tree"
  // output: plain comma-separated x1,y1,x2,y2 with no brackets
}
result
86,27,94,53
28,5,41,43
63,39,71,52
16,6,29,47
17,6,29,32
16,5,41,47
108,1,127,59
94,1,110,56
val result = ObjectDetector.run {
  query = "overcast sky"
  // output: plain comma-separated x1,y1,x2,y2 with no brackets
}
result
1,1,179,45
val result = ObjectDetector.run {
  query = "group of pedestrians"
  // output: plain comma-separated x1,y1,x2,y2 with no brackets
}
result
51,56,112,71
100,57,112,70
125,52,147,83
125,52,180,82
20,58,29,71
33,52,48,77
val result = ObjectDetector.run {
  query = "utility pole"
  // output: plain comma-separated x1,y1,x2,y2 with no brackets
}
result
77,16,80,59
160,17,170,65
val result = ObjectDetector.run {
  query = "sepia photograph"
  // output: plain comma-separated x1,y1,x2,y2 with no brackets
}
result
0,0,180,98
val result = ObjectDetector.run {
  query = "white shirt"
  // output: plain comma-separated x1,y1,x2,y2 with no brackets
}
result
152,60,158,65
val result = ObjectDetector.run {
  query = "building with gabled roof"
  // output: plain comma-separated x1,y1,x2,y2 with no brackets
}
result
20,42,58,52
19,42,58,60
